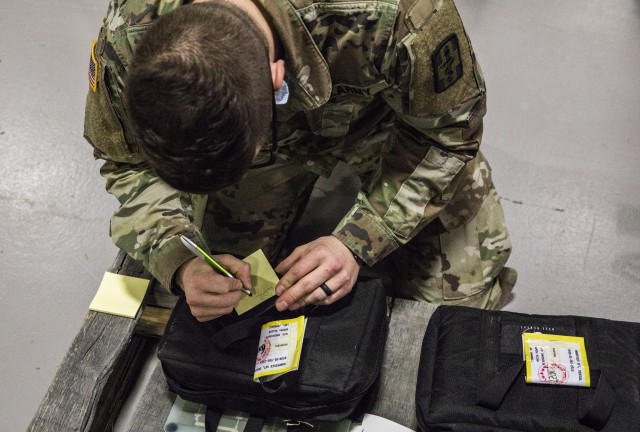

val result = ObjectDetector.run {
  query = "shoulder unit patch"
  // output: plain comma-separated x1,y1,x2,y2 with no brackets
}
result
88,40,98,92
432,33,463,93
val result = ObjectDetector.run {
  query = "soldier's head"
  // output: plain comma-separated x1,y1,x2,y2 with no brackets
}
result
126,1,284,193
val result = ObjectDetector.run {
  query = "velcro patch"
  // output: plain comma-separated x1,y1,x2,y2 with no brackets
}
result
432,33,463,93
88,40,98,92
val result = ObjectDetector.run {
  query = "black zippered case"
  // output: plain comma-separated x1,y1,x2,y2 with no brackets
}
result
417,306,640,432
158,277,389,421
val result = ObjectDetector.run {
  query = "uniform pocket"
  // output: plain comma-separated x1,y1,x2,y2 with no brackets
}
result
305,101,355,138
440,185,511,301
439,152,492,232
83,43,141,163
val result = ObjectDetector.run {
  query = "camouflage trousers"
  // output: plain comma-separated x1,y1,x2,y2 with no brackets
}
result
201,158,516,311
375,185,516,309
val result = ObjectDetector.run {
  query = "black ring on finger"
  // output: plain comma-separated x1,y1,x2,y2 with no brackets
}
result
319,282,333,297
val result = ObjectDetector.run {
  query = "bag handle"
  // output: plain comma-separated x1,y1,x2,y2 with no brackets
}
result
578,370,616,429
212,303,319,349
476,362,524,410
476,362,615,429
213,315,269,349
205,407,264,432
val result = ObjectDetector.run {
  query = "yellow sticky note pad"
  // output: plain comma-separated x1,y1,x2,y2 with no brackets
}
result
235,249,279,315
89,272,150,318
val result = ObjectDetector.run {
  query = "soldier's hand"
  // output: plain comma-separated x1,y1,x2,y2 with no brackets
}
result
176,255,252,322
274,236,361,312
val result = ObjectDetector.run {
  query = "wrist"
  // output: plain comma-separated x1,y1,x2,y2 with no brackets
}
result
173,257,197,295
332,234,365,267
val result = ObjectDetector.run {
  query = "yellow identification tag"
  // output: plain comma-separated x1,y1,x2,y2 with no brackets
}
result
523,333,590,387
254,316,306,381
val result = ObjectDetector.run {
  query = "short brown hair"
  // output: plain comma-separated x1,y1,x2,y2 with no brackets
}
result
126,2,273,193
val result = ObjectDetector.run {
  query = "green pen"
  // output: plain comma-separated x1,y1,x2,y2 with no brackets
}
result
180,235,252,296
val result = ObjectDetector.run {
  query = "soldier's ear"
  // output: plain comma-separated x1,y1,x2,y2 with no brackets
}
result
271,59,285,91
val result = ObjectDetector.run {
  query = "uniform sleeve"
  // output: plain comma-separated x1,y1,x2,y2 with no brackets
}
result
97,160,208,292
333,0,488,266
84,28,208,292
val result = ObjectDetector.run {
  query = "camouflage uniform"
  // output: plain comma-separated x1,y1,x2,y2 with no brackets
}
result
85,0,516,308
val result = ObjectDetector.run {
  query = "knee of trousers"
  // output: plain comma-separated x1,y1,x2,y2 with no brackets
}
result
379,185,513,307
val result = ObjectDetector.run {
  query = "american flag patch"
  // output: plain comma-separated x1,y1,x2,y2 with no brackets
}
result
88,40,98,92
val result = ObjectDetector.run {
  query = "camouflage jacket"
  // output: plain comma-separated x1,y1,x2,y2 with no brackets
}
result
84,0,491,291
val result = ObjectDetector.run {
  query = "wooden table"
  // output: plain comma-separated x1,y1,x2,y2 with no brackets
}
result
28,251,437,432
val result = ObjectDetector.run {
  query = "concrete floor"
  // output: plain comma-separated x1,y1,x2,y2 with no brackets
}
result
1,1,639,430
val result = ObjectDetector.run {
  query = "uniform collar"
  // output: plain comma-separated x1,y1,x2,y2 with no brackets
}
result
255,0,332,111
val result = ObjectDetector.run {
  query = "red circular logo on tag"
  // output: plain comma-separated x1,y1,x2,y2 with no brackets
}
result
256,337,271,364
538,363,568,384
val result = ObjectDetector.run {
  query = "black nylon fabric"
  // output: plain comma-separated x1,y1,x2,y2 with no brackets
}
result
416,306,640,432
158,277,388,421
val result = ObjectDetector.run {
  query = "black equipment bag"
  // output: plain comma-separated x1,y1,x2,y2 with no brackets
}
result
416,306,640,432
158,277,389,422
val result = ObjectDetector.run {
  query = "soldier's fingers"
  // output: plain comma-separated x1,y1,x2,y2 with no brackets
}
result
287,284,330,310
274,244,307,276
187,282,243,307
288,275,354,310
276,265,336,311
274,253,321,297
180,259,226,294
186,288,243,321
189,304,235,322
215,254,253,292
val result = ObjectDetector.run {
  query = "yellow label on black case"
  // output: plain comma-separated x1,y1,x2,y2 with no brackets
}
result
523,333,590,387
254,316,307,381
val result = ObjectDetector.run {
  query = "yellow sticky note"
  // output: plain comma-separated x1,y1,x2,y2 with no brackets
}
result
89,272,150,318
235,249,279,315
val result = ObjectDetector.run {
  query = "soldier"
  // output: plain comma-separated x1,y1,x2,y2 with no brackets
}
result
85,0,517,322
